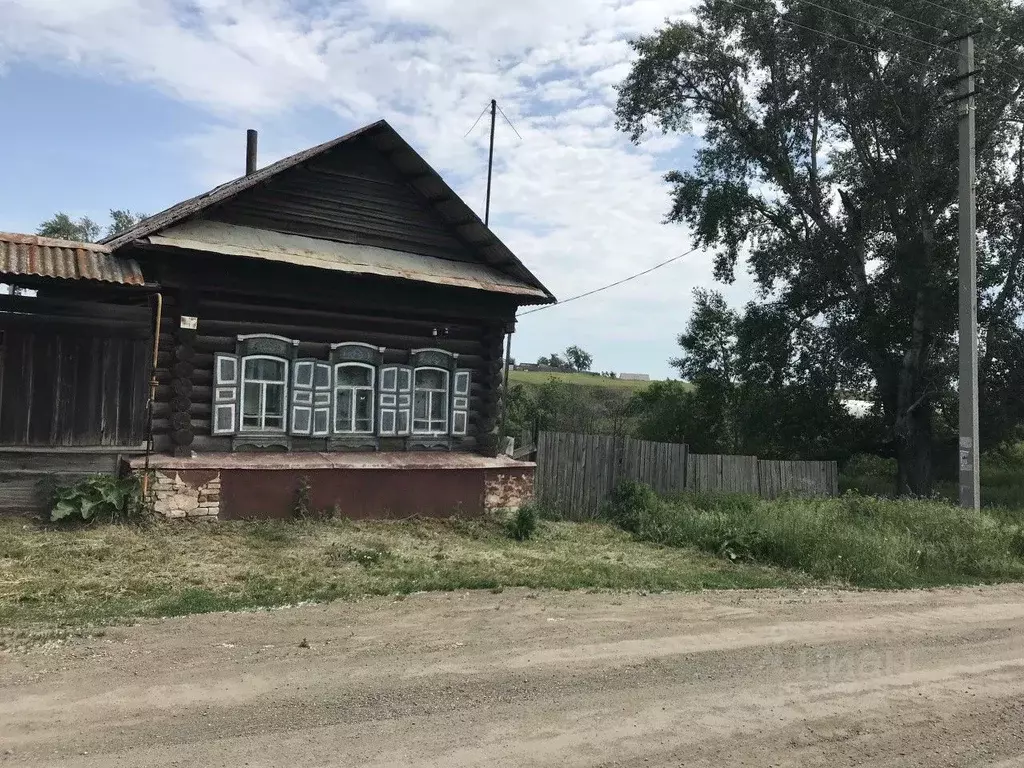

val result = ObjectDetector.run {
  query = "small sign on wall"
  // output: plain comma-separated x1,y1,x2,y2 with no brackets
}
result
180,315,198,330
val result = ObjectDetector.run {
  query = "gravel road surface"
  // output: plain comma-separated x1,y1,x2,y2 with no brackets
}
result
2,585,1024,766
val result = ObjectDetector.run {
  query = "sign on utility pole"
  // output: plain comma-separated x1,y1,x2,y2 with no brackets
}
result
957,33,980,510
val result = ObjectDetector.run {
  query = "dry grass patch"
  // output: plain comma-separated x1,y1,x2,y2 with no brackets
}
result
0,515,804,645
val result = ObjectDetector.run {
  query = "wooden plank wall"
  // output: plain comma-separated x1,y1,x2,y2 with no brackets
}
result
150,287,506,455
534,432,687,519
685,454,760,495
534,432,840,519
757,459,840,499
0,296,150,448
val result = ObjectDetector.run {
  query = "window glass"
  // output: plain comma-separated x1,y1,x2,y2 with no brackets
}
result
337,365,372,387
245,358,285,382
416,369,446,390
334,364,374,434
240,357,288,432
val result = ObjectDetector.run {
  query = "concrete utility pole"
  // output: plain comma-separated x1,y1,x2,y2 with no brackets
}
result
957,33,980,510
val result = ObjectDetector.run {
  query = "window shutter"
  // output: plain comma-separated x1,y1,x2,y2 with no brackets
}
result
213,354,239,435
377,365,398,436
312,362,332,437
451,369,471,436
290,359,316,436
396,365,413,436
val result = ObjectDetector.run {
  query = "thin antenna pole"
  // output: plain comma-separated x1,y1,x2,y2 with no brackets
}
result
485,99,496,226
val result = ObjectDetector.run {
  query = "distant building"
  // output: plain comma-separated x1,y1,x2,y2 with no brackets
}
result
618,373,651,382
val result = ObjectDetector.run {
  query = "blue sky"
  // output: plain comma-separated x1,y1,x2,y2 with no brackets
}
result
0,0,757,379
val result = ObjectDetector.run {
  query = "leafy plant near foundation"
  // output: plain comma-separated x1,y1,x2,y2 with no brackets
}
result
51,474,144,524
293,476,313,519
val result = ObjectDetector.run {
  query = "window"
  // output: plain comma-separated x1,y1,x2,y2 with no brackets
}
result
413,367,449,434
334,363,375,434
240,356,288,432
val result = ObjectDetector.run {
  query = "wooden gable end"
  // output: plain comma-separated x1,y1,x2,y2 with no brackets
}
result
205,136,479,264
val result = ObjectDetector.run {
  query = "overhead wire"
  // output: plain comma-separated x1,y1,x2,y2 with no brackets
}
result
496,104,524,140
794,0,956,53
519,248,702,317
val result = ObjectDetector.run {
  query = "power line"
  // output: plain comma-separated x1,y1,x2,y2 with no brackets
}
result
794,0,955,54
913,0,979,23
717,0,942,70
842,0,950,34
519,248,701,317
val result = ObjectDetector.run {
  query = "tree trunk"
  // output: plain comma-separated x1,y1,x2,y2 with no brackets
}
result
895,402,933,496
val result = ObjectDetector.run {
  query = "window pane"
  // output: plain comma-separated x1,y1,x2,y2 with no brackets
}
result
413,419,429,432
264,416,284,429
414,391,428,419
356,391,372,419
243,383,261,417
336,390,353,432
416,369,446,390
380,411,396,434
265,383,285,417
398,368,411,392
397,411,410,434
381,368,397,391
245,358,285,381
430,393,446,420
242,415,260,429
337,365,372,387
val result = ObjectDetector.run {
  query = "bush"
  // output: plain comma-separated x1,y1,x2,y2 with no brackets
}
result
51,474,143,524
606,481,660,533
506,505,538,541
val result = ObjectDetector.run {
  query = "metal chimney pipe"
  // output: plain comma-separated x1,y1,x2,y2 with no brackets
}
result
245,129,258,176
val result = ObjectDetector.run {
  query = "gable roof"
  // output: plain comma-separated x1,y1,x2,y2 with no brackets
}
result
105,120,554,303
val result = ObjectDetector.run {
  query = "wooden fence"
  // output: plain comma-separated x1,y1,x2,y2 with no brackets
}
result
534,432,687,519
534,431,838,518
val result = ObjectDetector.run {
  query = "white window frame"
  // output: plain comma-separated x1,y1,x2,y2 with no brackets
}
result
412,366,450,435
333,362,376,435
239,355,289,433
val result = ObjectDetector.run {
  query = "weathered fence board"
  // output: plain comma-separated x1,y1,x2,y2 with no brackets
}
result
534,432,840,518
758,459,839,499
534,432,689,519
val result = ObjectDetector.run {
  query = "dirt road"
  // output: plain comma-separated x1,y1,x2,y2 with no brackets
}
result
2,585,1024,767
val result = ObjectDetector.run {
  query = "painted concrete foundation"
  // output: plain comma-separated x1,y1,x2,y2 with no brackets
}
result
132,453,534,521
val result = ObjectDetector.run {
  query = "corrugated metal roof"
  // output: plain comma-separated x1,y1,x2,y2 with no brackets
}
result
0,232,145,285
102,120,554,303
147,220,550,298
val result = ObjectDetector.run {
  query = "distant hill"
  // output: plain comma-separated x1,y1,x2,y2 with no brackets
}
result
508,370,654,390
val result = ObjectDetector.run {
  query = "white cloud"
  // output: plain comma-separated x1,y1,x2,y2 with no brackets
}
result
0,0,748,377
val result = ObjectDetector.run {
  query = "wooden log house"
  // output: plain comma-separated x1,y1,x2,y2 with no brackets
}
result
0,120,554,519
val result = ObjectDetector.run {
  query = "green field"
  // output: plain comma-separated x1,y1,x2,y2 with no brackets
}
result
509,370,655,390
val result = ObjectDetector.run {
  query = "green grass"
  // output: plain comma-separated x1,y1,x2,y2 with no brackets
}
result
509,370,657,390
0,515,802,647
608,485,1024,589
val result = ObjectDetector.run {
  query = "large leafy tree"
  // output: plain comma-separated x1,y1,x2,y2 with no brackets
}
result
37,209,146,242
617,0,1024,493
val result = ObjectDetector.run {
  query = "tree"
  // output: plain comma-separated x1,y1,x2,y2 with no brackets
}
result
564,345,594,372
37,209,146,242
616,1,1024,494
37,213,101,242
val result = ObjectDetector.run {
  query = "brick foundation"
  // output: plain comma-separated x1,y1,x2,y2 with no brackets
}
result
483,467,535,513
145,470,222,520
